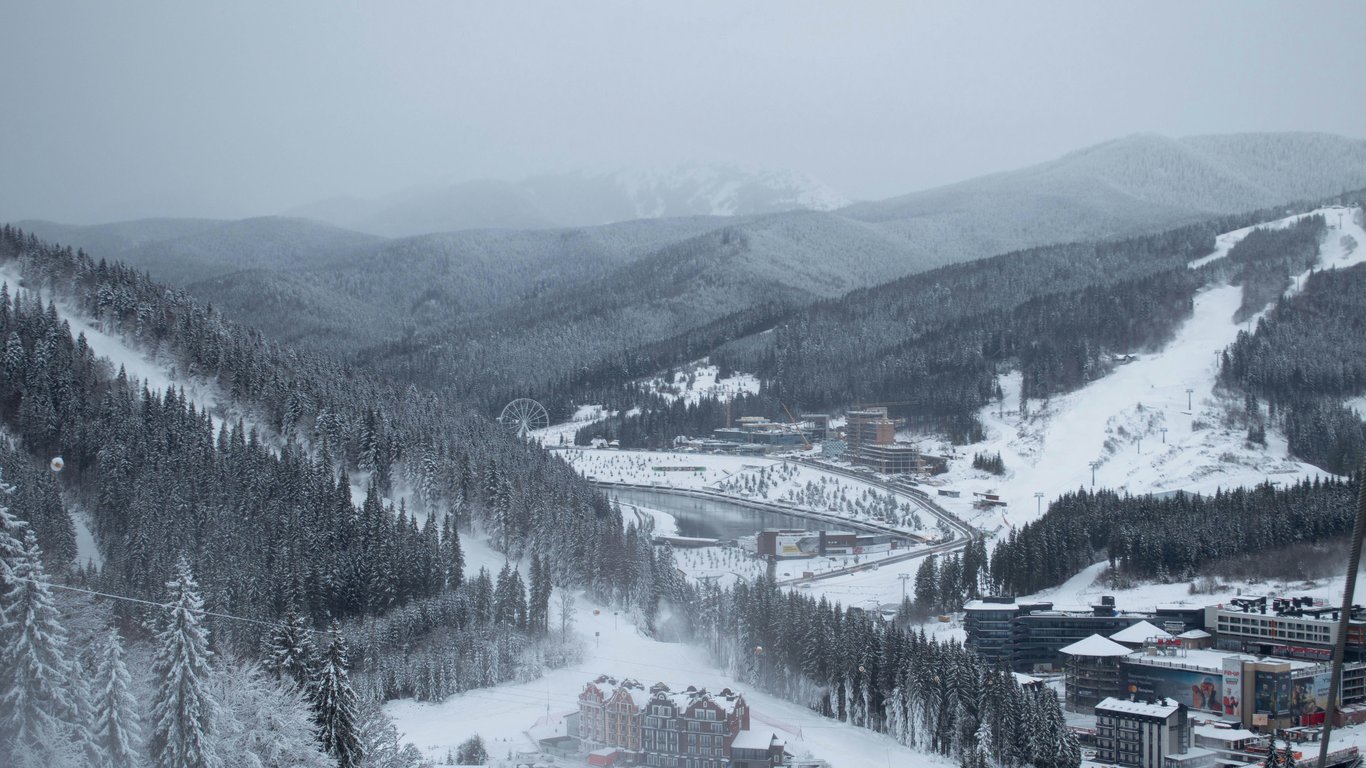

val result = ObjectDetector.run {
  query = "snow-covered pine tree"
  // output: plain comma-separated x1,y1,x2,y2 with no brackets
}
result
210,658,332,768
0,473,27,624
149,556,221,768
441,511,464,590
314,621,363,768
92,629,143,768
0,530,83,765
455,734,488,765
265,609,318,693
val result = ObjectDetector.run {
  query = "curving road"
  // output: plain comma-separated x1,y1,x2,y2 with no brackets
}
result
589,459,980,587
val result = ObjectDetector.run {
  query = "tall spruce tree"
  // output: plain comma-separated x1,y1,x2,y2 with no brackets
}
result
0,530,82,763
149,556,221,768
92,629,143,768
314,621,363,768
265,610,318,693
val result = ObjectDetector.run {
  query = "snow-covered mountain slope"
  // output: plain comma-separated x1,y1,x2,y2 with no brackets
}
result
926,206,1366,536
287,165,849,237
843,131,1366,268
386,587,951,768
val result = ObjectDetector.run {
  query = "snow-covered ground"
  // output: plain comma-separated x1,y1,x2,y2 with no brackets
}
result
526,362,762,448
635,361,762,406
0,263,230,429
920,206,1366,540
565,448,934,538
385,588,953,768
710,207,1366,613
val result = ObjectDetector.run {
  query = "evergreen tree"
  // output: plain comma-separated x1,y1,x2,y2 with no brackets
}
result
92,629,143,768
314,622,363,768
265,610,318,693
441,512,464,590
149,556,221,768
0,530,81,762
455,734,488,765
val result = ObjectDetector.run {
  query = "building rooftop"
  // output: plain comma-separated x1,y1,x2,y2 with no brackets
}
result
1096,697,1181,718
1129,648,1321,673
963,599,1019,612
1165,747,1217,763
1126,649,1258,674
1193,725,1262,743
731,729,781,751
1177,629,1212,640
1059,634,1133,658
1110,620,1174,644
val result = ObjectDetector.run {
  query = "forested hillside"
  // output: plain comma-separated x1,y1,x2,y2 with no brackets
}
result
0,225,680,685
989,476,1361,595
22,133,1366,436
1222,256,1366,473
581,194,1359,448
672,574,1082,768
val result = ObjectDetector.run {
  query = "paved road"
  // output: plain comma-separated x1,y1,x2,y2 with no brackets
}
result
589,460,982,587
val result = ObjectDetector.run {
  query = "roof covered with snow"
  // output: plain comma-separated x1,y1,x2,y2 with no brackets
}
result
1059,634,1133,657
1193,725,1261,743
1096,697,1181,718
1110,620,1174,644
1126,649,1265,674
731,729,781,751
1177,629,1212,639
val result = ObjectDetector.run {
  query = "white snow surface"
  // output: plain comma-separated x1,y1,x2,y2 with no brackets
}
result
385,590,951,768
636,362,762,406
923,208,1366,541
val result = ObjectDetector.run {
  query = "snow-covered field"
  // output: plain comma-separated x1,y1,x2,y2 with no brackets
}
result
920,206,1366,539
385,588,952,768
561,448,917,525
635,361,762,406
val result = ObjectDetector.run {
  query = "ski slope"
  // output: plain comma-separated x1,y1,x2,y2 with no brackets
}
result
531,206,1366,617
928,206,1365,538
385,589,953,768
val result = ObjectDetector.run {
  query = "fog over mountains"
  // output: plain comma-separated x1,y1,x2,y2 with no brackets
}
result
284,165,851,236
15,132,1366,368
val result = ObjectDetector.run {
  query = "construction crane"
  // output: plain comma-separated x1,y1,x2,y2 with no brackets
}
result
780,403,813,450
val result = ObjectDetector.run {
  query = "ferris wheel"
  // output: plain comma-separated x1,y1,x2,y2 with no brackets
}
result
499,398,549,439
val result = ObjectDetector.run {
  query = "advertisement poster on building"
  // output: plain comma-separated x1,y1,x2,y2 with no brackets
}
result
1289,672,1331,723
1254,670,1292,717
1123,665,1224,713
1221,657,1242,719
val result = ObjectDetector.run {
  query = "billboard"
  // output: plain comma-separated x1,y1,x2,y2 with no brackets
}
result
771,532,817,557
1289,672,1331,722
1122,664,1225,713
1254,669,1292,716
1222,657,1243,720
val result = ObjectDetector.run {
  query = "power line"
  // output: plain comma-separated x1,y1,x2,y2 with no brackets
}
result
14,576,330,635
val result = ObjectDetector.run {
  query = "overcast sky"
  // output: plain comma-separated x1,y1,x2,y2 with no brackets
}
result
4,1,1365,224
